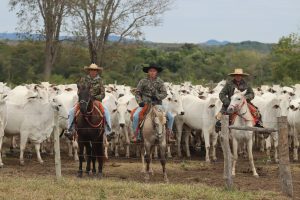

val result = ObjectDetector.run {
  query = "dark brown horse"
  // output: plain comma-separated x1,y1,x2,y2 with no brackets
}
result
76,84,105,178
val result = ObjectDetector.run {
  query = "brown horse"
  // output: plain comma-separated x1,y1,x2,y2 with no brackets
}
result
141,105,168,182
76,84,105,178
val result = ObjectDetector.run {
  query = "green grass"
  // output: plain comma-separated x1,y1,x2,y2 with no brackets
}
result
0,176,287,200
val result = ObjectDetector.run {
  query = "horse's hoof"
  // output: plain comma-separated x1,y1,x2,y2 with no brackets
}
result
164,177,169,183
0,163,4,168
85,171,92,176
68,153,73,157
74,156,79,161
20,161,25,166
39,160,44,165
77,171,83,178
253,174,259,178
144,174,150,182
205,159,211,163
97,173,103,179
212,158,217,162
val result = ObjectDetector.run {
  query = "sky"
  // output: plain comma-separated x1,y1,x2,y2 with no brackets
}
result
0,0,300,43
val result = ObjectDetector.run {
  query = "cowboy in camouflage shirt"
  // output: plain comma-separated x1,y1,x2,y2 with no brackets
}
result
132,63,175,142
78,72,105,102
65,64,113,140
215,68,263,132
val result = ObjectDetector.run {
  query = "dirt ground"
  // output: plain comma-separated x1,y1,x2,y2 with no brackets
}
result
0,144,299,199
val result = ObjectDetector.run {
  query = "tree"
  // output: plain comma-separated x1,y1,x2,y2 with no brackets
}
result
9,0,67,80
69,0,173,66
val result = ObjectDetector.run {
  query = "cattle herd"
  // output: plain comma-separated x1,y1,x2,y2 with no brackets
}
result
0,81,299,177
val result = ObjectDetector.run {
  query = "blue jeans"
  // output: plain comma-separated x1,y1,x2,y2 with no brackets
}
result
67,105,112,135
132,106,174,133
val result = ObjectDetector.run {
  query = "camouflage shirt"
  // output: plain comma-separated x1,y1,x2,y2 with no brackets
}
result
219,79,254,107
135,76,167,105
79,75,105,102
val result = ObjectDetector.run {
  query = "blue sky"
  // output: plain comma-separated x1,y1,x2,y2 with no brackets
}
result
1,0,299,43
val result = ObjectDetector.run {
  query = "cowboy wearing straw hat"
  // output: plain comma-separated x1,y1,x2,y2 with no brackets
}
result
215,68,264,132
132,63,175,142
65,63,114,140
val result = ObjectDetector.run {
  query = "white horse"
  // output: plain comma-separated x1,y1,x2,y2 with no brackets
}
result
227,89,259,178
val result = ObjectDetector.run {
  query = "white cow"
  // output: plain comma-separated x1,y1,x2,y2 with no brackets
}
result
0,96,7,167
287,98,300,161
114,94,137,158
175,94,220,162
252,92,281,162
52,89,78,160
5,86,61,165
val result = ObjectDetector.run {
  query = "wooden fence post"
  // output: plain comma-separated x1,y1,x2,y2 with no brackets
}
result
54,114,62,179
220,115,233,189
278,116,293,198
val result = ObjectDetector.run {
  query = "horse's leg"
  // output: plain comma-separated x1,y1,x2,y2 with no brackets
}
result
144,142,151,182
153,145,158,159
140,145,146,173
85,142,92,175
34,143,44,164
91,141,97,175
247,137,259,177
77,140,84,177
95,138,104,178
160,140,168,183
232,137,238,177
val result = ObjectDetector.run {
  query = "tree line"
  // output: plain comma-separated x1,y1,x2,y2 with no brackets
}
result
0,33,299,87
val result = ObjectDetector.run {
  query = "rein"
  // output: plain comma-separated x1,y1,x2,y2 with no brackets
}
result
231,97,253,123
83,102,104,128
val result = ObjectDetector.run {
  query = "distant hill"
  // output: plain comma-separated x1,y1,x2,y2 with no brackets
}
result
200,39,230,46
0,32,120,41
225,41,274,53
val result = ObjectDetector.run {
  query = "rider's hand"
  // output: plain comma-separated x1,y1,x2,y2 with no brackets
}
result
151,96,158,102
139,102,145,107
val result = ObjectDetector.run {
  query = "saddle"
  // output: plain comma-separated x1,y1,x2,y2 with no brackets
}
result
229,103,259,126
130,104,150,129
75,100,105,128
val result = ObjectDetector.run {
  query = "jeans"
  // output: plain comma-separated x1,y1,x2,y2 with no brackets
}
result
132,105,174,134
67,105,112,135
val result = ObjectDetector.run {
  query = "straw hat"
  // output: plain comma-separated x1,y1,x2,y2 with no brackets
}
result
84,63,103,71
228,68,249,76
142,63,163,73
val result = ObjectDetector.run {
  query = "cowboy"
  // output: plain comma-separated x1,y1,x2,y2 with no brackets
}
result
132,63,175,142
215,68,264,132
65,63,114,140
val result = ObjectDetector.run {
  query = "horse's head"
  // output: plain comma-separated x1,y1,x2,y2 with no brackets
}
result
227,89,247,114
77,84,92,114
152,106,167,136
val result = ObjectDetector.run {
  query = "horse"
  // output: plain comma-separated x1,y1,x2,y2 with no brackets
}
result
76,84,105,178
141,104,169,182
227,89,259,178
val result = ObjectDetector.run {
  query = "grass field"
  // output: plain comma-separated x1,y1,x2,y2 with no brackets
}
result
0,175,289,200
